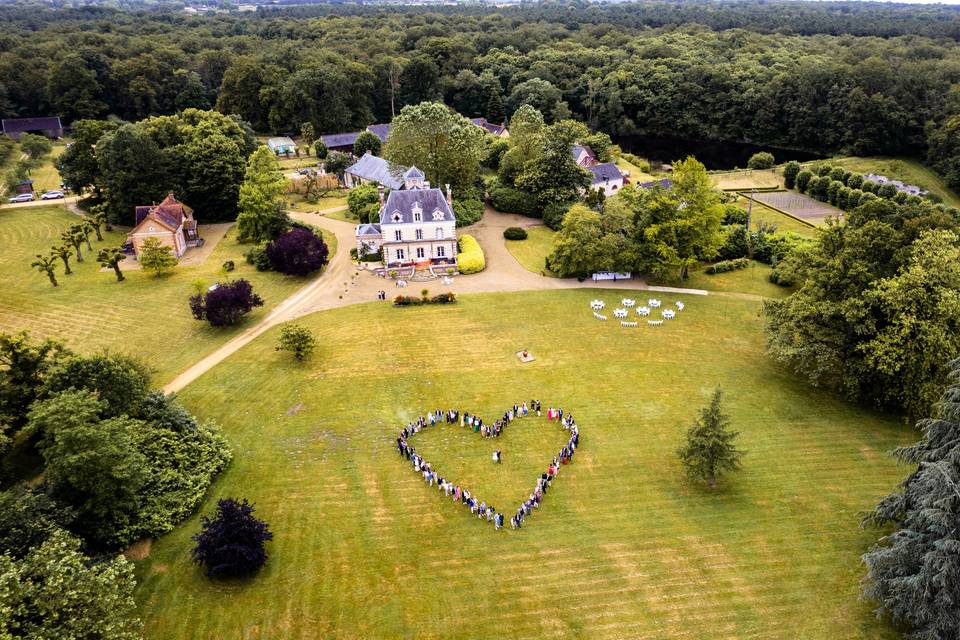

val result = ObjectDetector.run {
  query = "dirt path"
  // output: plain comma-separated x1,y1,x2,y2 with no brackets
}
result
163,206,706,394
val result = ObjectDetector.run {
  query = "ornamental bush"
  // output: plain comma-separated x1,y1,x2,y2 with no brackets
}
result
489,184,540,217
190,279,264,327
706,258,750,274
266,227,329,276
457,234,485,274
192,498,273,579
782,161,801,189
503,227,528,240
244,243,271,271
795,169,813,192
542,201,573,231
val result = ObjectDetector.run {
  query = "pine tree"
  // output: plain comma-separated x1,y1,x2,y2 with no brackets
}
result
862,358,960,639
677,388,744,488
192,498,273,578
486,91,505,124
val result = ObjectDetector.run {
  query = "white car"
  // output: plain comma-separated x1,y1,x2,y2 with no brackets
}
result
8,193,34,203
40,190,65,200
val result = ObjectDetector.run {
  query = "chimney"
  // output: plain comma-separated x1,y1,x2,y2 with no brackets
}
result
445,183,452,206
377,184,385,207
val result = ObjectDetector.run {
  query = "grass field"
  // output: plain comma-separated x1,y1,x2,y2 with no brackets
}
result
710,169,781,190
285,191,349,214
615,156,657,182
0,205,333,384
825,157,960,209
134,289,912,639
27,144,66,193
505,225,557,276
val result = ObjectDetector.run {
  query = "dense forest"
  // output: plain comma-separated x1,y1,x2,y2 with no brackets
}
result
3,0,960,166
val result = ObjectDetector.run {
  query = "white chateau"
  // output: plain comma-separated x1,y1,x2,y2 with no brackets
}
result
355,166,459,270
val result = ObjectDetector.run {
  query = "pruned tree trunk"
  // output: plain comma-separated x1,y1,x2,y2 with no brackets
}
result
113,265,124,282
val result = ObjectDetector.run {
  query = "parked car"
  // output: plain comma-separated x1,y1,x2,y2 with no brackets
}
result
40,190,65,200
8,193,34,203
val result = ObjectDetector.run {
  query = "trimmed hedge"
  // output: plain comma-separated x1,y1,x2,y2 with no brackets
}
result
457,234,486,274
452,197,483,227
503,227,528,240
393,292,457,306
706,258,750,274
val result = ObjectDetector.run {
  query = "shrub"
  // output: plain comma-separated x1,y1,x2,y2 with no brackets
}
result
878,183,898,199
347,183,381,220
192,498,273,579
244,244,271,271
747,151,775,169
190,279,264,327
452,197,483,227
861,179,878,194
719,225,749,259
489,185,540,217
706,258,750,274
457,234,485,274
815,164,834,177
503,227,528,240
222,260,235,272
847,173,864,189
795,170,813,192
266,227,329,276
542,201,573,231
483,138,509,169
392,292,456,306
782,161,801,189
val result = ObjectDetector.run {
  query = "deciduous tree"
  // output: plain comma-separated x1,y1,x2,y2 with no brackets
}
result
276,324,316,361
138,237,177,277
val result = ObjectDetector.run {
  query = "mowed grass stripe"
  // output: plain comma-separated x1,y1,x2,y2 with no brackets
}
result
129,289,911,639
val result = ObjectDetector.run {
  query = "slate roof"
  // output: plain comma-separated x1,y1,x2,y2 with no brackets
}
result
380,188,454,225
571,144,596,163
366,124,391,142
346,152,406,190
320,131,361,148
403,166,425,180
134,193,194,230
471,117,506,136
639,179,673,189
356,223,382,236
588,162,623,185
2,117,62,134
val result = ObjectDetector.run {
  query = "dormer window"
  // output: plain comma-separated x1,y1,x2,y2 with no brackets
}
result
391,212,402,223
414,211,421,222
432,209,445,221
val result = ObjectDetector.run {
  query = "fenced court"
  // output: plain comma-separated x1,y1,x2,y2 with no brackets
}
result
750,191,843,225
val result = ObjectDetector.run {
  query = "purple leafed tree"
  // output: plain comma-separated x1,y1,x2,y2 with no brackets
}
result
192,498,273,579
266,227,329,276
190,279,264,327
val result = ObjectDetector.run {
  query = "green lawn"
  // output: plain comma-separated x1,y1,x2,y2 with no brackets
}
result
615,156,657,182
0,205,332,384
825,157,960,209
27,143,66,193
285,191,348,213
505,225,557,276
671,260,791,298
135,289,911,639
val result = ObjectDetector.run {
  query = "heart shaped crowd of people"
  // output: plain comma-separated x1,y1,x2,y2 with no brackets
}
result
395,401,581,530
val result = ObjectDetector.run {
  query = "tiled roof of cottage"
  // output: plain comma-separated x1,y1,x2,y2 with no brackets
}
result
588,163,623,185
345,152,405,190
380,188,454,225
134,192,194,230
571,144,595,162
